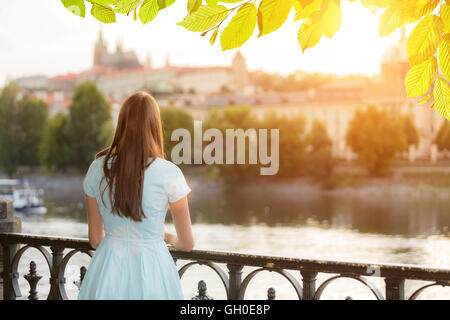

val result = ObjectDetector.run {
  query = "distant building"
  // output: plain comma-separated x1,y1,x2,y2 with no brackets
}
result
93,27,141,70
183,28,445,162
11,26,445,162
14,75,49,90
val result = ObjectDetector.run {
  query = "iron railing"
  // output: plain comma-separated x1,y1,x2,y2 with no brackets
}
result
1,232,449,300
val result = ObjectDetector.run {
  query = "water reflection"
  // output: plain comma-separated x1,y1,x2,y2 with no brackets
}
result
12,177,450,299
36,184,450,238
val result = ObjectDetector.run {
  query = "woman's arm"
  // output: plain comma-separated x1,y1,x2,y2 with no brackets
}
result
166,196,194,252
85,195,105,249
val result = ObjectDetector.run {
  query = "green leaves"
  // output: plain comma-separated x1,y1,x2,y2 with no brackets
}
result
379,7,401,36
89,0,116,5
139,0,159,24
442,3,450,34
115,0,142,14
439,35,450,81
404,13,448,120
220,4,257,50
298,12,322,53
177,5,229,32
257,0,293,37
418,93,432,104
187,0,201,14
433,78,450,121
322,0,342,38
157,0,175,10
209,29,219,45
407,14,443,66
91,3,116,23
294,0,322,21
57,0,450,122
61,0,86,17
405,57,437,97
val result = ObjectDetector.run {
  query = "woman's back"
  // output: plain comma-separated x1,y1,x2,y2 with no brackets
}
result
83,155,191,242
78,91,193,300
78,155,191,299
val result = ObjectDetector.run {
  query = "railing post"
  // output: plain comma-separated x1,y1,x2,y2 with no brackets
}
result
24,261,42,300
300,270,317,300
48,246,64,300
385,277,405,300
0,198,21,300
1,243,16,300
227,264,243,300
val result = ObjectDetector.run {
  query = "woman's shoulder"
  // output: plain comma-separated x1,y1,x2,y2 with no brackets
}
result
152,158,183,173
92,155,107,167
86,155,106,174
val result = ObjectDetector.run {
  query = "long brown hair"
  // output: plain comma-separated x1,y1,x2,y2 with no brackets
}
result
96,91,164,222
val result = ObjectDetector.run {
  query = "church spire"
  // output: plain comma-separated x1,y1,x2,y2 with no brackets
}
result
97,25,105,46
165,53,171,68
145,52,152,69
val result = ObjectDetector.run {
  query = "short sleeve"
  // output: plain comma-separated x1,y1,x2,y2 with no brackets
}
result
167,165,191,203
83,160,98,198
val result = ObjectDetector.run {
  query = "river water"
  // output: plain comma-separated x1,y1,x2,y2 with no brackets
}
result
11,174,450,300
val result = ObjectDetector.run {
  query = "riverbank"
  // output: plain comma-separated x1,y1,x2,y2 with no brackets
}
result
2,163,450,199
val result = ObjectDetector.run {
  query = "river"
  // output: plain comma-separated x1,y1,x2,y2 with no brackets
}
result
11,173,450,300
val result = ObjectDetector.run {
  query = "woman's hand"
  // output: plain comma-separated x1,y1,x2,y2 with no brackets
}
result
168,197,194,251
164,229,177,247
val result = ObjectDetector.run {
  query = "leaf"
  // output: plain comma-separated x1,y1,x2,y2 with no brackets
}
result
115,0,142,14
379,7,401,36
220,4,257,50
294,0,322,21
414,0,439,20
418,93,431,104
210,28,219,45
322,0,342,38
91,3,116,23
298,13,322,53
442,3,450,34
439,35,450,82
360,0,389,12
407,14,443,66
187,0,201,14
61,0,86,17
257,0,293,37
157,0,175,9
139,0,159,24
89,0,116,5
177,5,229,32
433,77,450,120
405,56,437,97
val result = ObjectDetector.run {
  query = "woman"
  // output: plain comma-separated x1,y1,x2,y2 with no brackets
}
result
78,91,194,300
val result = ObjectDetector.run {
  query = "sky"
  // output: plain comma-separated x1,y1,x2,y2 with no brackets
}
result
0,0,409,86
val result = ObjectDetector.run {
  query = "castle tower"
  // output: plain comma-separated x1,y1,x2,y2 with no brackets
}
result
116,37,124,53
145,53,152,69
93,26,107,67
380,25,409,96
231,50,249,92
165,53,171,68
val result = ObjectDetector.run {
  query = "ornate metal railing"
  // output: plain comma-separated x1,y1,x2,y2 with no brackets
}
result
1,232,449,300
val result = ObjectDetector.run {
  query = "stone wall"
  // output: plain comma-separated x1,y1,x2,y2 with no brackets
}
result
0,199,22,300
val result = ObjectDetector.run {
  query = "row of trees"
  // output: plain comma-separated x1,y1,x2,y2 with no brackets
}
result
161,104,432,184
0,80,449,181
0,81,113,176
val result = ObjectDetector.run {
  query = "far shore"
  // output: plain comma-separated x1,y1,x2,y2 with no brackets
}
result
2,162,449,200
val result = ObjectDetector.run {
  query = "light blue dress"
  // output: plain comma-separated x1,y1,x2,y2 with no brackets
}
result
78,155,191,300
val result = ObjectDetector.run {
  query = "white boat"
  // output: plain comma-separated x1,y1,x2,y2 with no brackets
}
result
0,179,47,214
